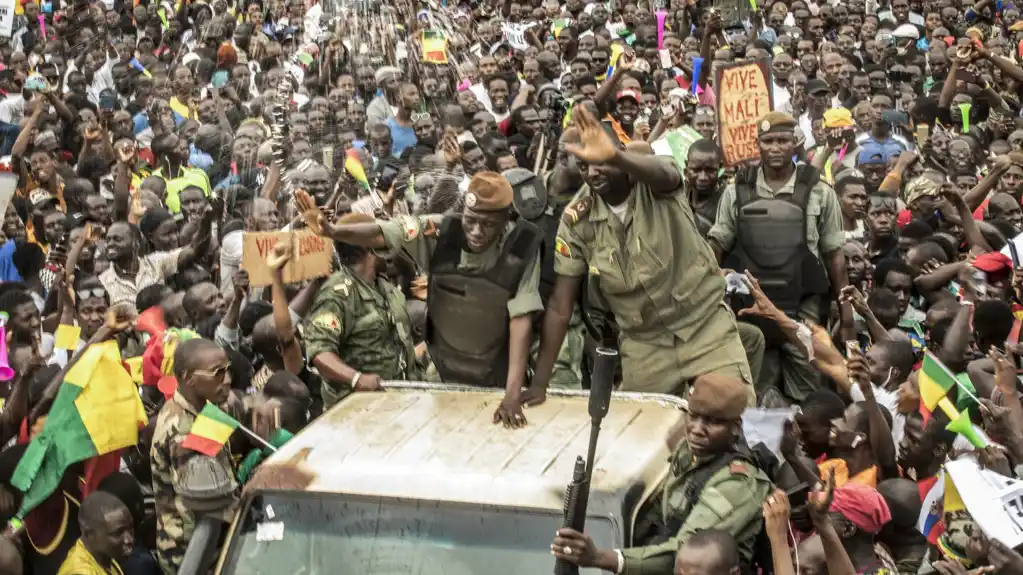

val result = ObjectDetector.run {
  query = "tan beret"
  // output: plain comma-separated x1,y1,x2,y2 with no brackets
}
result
464,172,513,212
688,373,749,421
758,111,798,135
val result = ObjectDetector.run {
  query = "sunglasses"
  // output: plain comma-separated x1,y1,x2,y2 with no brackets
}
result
694,108,715,116
410,112,432,123
191,363,231,380
77,287,106,300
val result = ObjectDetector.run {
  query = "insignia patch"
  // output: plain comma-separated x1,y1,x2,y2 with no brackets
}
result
312,313,341,331
333,280,351,297
423,218,439,238
465,192,478,208
729,461,750,476
554,236,572,258
400,216,420,242
561,197,593,225
760,120,771,132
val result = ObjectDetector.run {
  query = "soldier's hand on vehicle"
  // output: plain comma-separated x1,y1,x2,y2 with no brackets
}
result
564,105,618,165
519,384,548,409
494,393,528,428
551,528,601,568
354,373,384,392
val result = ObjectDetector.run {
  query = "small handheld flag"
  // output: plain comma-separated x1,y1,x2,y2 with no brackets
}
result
344,149,370,189
182,403,241,457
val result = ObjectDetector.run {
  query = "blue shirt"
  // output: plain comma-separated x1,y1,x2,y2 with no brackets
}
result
0,240,23,283
386,118,417,158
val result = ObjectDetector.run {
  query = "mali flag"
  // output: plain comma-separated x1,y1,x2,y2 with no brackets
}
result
10,341,147,518
344,149,370,190
919,352,958,413
182,403,241,457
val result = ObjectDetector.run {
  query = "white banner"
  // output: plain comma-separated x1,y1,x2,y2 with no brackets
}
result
0,0,15,38
946,457,1023,548
501,23,534,51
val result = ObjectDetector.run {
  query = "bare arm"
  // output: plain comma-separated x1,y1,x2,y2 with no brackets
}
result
268,244,305,375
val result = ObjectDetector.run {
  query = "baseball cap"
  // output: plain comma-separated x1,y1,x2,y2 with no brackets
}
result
806,79,830,95
856,143,891,166
616,89,640,103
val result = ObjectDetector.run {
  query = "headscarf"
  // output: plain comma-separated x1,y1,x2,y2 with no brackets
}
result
829,483,892,534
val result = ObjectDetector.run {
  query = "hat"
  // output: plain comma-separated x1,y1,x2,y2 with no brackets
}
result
856,143,892,166
28,188,57,208
687,373,749,421
464,172,513,212
823,108,854,129
374,66,402,83
834,168,866,189
757,111,797,135
973,252,1012,274
829,483,892,534
616,89,640,103
904,176,940,205
892,23,921,40
806,79,830,95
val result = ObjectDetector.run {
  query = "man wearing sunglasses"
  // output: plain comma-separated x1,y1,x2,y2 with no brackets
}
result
150,337,238,575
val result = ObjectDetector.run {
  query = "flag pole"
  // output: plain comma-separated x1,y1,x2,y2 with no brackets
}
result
184,405,278,453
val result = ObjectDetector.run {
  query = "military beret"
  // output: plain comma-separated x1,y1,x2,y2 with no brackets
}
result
688,373,749,421
758,111,797,135
464,172,513,212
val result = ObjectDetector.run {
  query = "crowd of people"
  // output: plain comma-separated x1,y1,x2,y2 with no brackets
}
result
1,0,1023,572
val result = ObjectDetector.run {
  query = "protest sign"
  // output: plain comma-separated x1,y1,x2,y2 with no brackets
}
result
241,230,334,287
502,22,535,51
715,59,773,166
945,457,1023,548
0,0,14,37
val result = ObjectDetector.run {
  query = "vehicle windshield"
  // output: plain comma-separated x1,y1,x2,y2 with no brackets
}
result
220,492,617,575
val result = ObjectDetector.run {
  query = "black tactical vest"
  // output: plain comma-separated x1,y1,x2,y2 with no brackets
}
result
426,216,543,387
733,164,830,315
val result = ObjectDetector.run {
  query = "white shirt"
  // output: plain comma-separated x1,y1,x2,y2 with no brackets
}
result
99,248,183,306
0,94,25,125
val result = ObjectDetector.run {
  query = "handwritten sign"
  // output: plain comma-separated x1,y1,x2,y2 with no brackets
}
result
715,58,773,166
0,0,14,38
241,230,334,287
502,22,535,51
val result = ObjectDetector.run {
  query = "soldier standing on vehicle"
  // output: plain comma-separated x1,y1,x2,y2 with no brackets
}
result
708,112,851,404
303,212,422,408
151,338,239,575
551,374,773,573
296,173,544,428
530,106,753,402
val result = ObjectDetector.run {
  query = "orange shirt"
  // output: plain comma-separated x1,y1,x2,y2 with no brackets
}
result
819,458,879,488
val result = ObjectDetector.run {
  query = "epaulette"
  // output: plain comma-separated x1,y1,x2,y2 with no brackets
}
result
562,196,593,226
729,460,751,476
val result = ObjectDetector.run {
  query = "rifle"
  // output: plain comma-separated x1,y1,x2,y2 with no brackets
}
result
554,346,617,575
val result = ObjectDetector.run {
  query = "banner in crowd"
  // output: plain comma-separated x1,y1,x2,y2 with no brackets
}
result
241,230,335,287
943,457,1023,548
502,22,535,51
0,0,14,38
714,58,773,166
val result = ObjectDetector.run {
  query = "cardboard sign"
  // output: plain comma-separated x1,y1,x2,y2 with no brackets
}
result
241,230,334,287
715,58,773,166
0,0,14,39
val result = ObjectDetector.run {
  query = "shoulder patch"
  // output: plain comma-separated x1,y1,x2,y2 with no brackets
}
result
554,236,572,258
312,313,341,331
562,197,593,226
398,215,420,242
729,461,750,476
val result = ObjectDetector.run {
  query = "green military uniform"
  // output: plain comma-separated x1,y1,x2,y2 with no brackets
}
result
553,162,752,398
708,167,845,402
622,438,773,574
378,214,544,320
151,392,237,575
304,265,421,407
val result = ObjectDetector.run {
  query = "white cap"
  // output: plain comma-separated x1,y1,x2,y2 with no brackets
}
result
893,23,920,40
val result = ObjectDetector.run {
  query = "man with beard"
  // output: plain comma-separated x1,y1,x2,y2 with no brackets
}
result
150,132,211,214
298,173,543,427
384,82,421,158
366,66,401,131
530,106,754,403
709,112,850,404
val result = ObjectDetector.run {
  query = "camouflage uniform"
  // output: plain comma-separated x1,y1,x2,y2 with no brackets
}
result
622,439,772,574
528,307,586,389
304,265,421,407
151,392,237,575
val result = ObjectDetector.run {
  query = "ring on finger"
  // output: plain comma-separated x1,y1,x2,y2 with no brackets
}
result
563,546,572,555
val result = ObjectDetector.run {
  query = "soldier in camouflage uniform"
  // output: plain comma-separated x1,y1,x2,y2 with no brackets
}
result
304,212,421,408
151,338,238,575
553,374,772,574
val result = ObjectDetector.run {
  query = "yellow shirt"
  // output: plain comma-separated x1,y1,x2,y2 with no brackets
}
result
818,458,879,489
57,539,124,575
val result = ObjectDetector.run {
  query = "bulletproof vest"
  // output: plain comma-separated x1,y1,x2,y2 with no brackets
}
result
732,164,830,315
426,216,543,387
506,167,559,303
